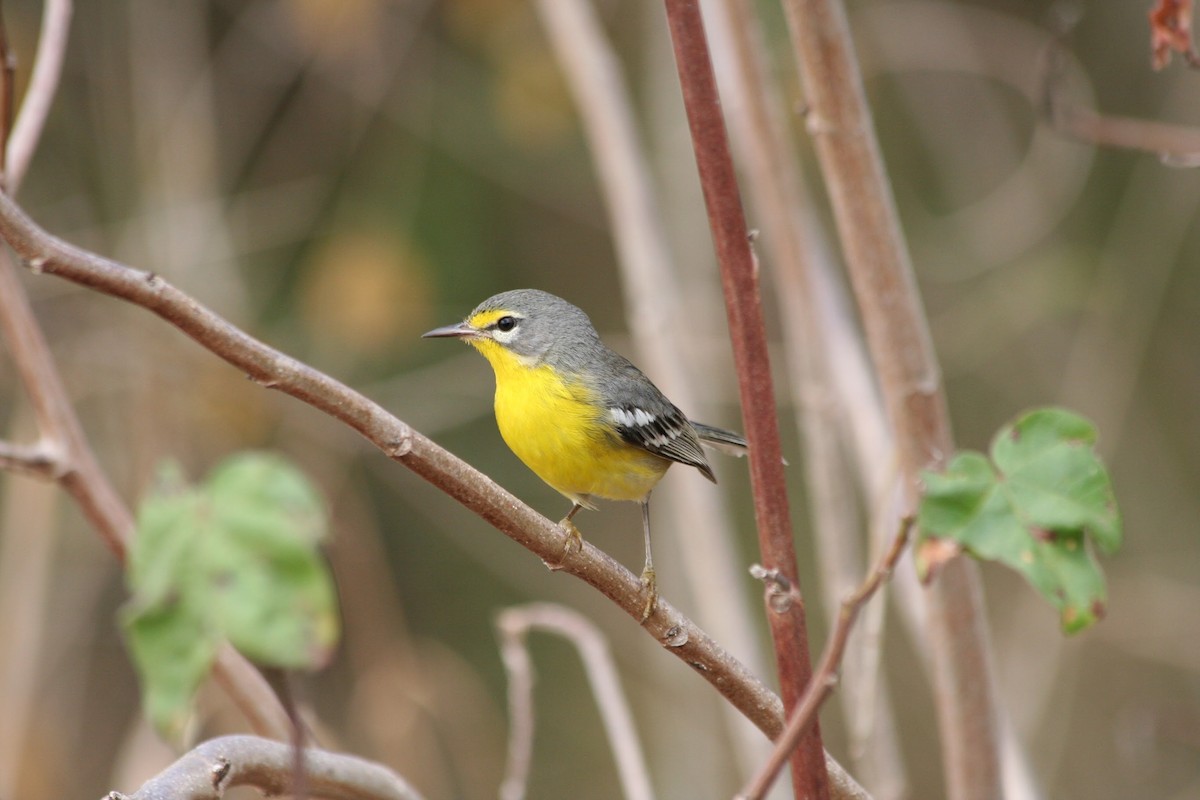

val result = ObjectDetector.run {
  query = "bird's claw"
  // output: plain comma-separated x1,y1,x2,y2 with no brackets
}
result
639,566,658,622
549,516,584,571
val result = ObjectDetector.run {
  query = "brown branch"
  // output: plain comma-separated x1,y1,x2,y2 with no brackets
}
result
496,604,653,800
0,188,791,744
738,518,912,800
0,0,291,740
1041,26,1200,163
712,0,910,785
778,0,1003,797
8,0,72,193
107,734,425,800
661,2,829,797
0,0,13,180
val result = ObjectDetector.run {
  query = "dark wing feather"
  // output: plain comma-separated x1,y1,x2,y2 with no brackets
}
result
609,403,715,481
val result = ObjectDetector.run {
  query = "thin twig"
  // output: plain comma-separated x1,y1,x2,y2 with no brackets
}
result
6,0,71,192
778,0,1003,796
661,1,828,797
496,617,535,800
1041,21,1200,164
496,604,654,800
738,518,912,800
107,734,425,800
0,187,789,743
0,0,13,180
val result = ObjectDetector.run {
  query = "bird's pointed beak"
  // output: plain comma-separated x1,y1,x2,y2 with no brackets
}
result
422,321,479,339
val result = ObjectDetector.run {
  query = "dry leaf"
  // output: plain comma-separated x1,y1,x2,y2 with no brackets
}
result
1149,0,1199,70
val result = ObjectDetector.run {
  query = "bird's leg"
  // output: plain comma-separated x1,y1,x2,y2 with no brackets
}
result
556,502,585,565
639,497,657,621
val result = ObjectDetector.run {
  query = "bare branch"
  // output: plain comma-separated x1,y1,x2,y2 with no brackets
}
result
0,0,14,180
778,0,1003,795
496,617,535,800
0,186,788,743
496,604,653,800
661,1,829,795
1041,25,1200,164
738,518,912,800
106,734,424,800
0,0,292,740
7,0,72,193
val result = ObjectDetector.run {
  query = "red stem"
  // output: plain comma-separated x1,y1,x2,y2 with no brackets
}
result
661,2,830,797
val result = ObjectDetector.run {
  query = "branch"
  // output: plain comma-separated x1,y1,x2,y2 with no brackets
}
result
779,0,1004,796
708,0,909,787
739,518,912,800
0,0,291,739
105,734,424,800
661,1,828,797
0,0,14,180
496,604,653,800
8,0,72,192
0,188,789,743
1041,22,1200,164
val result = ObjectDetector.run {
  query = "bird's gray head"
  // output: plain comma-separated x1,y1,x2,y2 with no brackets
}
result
422,289,602,368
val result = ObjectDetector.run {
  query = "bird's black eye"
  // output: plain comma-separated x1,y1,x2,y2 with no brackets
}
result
495,316,517,332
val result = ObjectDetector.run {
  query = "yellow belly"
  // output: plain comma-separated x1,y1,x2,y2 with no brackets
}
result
477,342,669,505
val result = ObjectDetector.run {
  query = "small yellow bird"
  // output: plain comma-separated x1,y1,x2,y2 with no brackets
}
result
424,289,746,618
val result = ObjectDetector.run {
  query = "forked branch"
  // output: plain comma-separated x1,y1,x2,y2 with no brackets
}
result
739,517,912,800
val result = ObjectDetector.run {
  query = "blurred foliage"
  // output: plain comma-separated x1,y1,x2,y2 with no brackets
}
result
123,454,338,740
0,1,1197,799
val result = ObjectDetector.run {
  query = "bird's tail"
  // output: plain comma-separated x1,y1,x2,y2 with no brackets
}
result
691,421,749,457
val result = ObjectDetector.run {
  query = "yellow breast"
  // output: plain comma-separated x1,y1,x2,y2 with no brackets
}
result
470,339,669,505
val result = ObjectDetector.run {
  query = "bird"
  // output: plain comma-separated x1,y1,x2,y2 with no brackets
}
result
423,289,746,620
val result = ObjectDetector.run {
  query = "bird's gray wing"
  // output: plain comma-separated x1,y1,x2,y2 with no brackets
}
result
597,358,715,482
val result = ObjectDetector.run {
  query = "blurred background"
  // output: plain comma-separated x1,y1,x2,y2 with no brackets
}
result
0,1,1197,798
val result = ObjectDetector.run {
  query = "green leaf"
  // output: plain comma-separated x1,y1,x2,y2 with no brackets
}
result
122,453,340,738
204,454,339,668
917,408,1121,633
126,462,200,608
121,598,216,741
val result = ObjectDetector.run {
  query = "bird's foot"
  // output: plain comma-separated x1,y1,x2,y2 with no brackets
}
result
639,566,658,622
548,516,584,571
